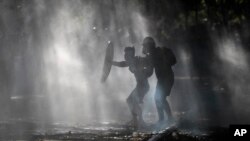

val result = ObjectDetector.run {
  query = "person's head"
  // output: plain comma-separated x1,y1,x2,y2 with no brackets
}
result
124,47,135,62
142,36,156,55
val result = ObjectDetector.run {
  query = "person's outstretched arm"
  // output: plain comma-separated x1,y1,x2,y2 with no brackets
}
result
112,61,128,67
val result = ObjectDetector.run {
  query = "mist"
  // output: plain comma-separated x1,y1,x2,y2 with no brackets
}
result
0,0,154,126
0,0,250,140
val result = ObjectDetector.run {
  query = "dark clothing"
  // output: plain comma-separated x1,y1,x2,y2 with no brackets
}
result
155,78,174,121
153,48,175,85
152,47,175,96
151,47,176,121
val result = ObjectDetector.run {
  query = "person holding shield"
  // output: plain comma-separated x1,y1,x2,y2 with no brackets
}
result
111,47,153,128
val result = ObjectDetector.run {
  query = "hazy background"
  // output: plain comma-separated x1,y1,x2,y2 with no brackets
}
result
0,0,157,125
0,0,250,132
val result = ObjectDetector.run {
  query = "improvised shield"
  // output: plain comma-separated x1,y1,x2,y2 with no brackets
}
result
101,41,114,82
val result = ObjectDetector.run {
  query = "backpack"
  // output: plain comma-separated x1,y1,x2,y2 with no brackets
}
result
162,47,177,66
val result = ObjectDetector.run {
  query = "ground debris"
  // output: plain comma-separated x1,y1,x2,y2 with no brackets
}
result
146,126,229,141
1,120,229,141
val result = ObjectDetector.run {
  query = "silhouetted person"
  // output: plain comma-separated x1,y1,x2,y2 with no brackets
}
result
142,37,176,125
112,47,153,127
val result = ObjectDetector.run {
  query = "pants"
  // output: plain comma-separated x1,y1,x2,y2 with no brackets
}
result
155,77,174,121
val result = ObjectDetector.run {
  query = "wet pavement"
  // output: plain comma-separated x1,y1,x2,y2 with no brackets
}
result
0,119,229,141
0,120,147,140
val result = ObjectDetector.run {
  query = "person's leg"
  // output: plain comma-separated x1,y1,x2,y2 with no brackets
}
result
155,84,164,122
136,84,149,126
135,102,143,124
127,89,138,124
161,80,174,122
162,97,173,121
